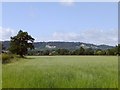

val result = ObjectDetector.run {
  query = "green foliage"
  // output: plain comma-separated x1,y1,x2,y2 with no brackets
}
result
49,51,58,55
2,40,118,56
72,47,85,55
26,43,119,56
79,47,85,55
85,48,94,55
94,50,106,55
106,49,115,55
9,30,35,57
2,53,14,63
27,46,118,56
95,51,102,55
43,50,50,55
56,49,69,55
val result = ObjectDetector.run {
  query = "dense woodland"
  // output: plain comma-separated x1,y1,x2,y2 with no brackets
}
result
1,41,120,56
1,42,120,56
27,45,120,56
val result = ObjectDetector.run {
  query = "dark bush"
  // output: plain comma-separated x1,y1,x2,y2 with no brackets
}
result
2,53,14,64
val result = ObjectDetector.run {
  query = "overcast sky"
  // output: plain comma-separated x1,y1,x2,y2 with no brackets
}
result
1,2,118,46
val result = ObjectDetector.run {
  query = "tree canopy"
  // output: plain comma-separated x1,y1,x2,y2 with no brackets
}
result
9,30,35,57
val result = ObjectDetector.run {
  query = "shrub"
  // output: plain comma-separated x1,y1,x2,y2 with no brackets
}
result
2,53,14,64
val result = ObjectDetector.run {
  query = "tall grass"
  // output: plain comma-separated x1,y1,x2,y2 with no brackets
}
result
0,54,1,89
2,56,118,88
2,53,14,63
2,53,23,64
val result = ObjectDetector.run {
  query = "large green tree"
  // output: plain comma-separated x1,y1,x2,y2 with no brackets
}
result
9,30,35,57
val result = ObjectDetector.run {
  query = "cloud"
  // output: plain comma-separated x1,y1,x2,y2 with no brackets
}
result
82,29,118,46
0,26,118,46
0,26,17,41
52,29,118,46
53,32,79,41
59,0,74,6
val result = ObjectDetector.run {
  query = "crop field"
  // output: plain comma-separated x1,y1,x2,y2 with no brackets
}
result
2,56,118,88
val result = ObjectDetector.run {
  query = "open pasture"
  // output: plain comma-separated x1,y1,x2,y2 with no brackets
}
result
2,56,118,88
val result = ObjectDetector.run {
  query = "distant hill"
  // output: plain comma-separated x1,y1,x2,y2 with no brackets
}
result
2,41,114,50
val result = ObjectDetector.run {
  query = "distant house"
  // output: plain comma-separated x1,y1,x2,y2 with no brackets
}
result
80,44,89,49
45,45,56,49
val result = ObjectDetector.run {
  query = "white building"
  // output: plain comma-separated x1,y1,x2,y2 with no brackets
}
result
45,45,56,49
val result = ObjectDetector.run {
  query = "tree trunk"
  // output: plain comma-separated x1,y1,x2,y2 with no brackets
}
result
20,54,24,58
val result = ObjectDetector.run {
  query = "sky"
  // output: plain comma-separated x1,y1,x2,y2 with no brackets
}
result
1,2,118,46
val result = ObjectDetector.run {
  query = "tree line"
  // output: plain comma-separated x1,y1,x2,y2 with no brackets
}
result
1,30,120,57
28,45,120,56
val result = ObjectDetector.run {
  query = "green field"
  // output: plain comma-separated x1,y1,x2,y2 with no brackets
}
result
2,56,118,88
0,59,2,89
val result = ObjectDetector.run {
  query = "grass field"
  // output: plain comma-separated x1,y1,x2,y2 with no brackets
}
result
0,59,1,89
2,56,118,88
